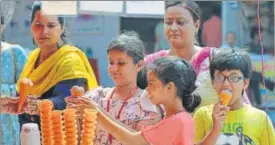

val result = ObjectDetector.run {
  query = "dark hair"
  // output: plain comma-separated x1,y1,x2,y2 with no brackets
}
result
210,49,252,80
30,1,68,47
165,1,201,45
165,1,201,23
107,31,147,89
148,56,201,113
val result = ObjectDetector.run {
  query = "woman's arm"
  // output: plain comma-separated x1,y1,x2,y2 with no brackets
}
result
1,97,26,114
47,78,87,110
24,78,88,115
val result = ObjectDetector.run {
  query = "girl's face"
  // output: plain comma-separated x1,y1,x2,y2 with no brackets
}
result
108,49,142,87
146,71,173,105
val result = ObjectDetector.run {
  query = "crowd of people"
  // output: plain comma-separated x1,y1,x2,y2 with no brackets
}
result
1,1,274,145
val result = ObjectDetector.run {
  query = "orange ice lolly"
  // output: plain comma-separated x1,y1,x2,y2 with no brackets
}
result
17,78,33,113
219,90,233,106
71,86,85,97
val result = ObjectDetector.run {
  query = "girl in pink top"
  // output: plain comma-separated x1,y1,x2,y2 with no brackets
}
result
69,56,201,145
145,1,250,106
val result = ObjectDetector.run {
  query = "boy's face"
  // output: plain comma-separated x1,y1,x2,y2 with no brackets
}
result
212,69,249,106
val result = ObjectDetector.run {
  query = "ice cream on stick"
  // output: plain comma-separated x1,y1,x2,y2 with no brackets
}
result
219,89,233,106
70,86,85,97
18,78,33,113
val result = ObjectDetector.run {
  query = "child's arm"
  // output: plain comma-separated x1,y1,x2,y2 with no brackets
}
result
196,127,221,145
78,97,147,144
68,96,148,144
77,96,148,145
97,107,148,145
67,87,139,132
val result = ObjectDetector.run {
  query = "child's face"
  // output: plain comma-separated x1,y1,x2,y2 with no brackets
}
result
212,69,249,106
107,49,142,87
146,71,170,105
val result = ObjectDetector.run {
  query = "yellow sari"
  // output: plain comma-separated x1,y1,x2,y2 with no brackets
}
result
16,45,98,97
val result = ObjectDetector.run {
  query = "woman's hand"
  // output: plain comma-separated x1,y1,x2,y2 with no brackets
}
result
212,102,230,131
24,96,41,115
1,96,27,114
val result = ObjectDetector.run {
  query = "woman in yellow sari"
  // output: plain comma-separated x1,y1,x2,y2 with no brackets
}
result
1,1,98,129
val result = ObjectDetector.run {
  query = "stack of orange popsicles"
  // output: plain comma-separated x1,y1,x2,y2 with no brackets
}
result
52,110,65,145
80,109,98,145
18,78,33,113
39,100,54,145
219,89,233,106
64,109,78,145
70,85,86,143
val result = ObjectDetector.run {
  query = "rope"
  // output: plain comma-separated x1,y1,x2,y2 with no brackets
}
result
256,1,271,144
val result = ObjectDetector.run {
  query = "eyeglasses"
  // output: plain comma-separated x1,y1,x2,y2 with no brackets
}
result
214,75,245,83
